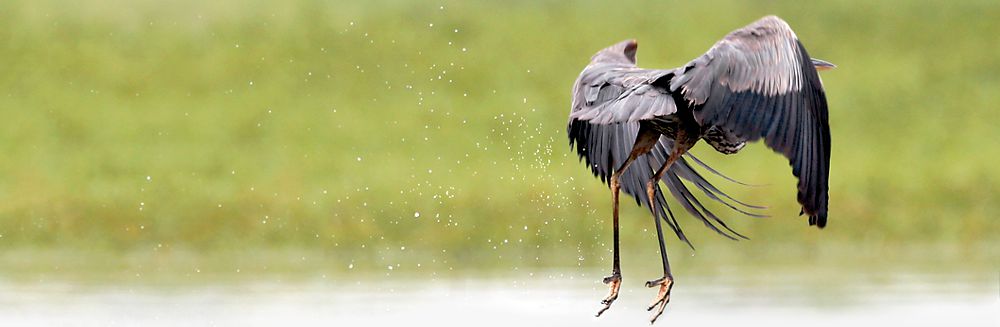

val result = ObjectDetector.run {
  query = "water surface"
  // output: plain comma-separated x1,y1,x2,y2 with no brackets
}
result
3,272,996,326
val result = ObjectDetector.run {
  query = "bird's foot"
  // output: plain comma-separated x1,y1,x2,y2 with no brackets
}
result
595,273,622,317
645,276,673,324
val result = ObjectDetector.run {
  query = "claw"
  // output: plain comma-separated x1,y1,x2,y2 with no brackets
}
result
596,273,622,317
645,277,673,324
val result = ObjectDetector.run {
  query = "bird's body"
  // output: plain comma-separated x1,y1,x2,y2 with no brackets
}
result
568,16,834,323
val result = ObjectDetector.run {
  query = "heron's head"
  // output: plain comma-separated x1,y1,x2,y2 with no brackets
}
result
592,39,638,65
811,58,836,71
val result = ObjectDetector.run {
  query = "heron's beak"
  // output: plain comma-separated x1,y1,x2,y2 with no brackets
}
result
811,58,836,71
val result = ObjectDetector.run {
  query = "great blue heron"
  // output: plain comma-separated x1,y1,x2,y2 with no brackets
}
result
568,16,834,323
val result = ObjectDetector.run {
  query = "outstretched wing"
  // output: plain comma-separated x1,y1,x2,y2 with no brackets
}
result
670,16,831,227
569,58,763,245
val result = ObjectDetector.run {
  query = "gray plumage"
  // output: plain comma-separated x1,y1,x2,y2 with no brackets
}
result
672,16,831,227
567,16,834,322
567,16,833,322
569,16,832,243
572,16,834,322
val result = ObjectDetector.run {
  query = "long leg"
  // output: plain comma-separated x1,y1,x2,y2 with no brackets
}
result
596,126,661,317
594,153,633,317
643,141,687,323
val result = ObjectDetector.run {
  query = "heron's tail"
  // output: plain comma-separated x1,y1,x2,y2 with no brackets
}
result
569,119,765,248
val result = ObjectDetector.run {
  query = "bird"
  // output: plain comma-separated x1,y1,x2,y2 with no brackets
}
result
567,15,834,323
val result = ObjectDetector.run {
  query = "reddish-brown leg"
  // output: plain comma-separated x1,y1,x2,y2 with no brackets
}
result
643,138,688,324
596,127,661,317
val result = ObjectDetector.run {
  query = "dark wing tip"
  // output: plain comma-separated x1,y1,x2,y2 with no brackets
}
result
807,211,828,228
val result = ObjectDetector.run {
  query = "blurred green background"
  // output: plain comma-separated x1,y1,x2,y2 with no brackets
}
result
0,0,997,284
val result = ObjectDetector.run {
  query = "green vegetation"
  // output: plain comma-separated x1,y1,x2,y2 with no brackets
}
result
0,0,997,282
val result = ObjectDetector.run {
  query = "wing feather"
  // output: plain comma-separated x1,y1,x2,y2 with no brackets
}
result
569,39,773,244
671,16,831,227
569,118,765,246
570,63,677,125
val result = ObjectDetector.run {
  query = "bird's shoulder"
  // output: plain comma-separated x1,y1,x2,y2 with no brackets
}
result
570,63,679,124
578,63,672,88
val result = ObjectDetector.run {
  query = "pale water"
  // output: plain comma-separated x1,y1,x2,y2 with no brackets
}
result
2,273,996,326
